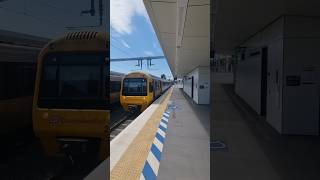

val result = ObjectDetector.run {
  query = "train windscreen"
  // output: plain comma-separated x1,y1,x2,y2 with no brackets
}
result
38,53,109,109
122,78,147,96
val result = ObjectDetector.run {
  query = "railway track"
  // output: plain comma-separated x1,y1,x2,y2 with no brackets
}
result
110,111,140,141
0,135,100,180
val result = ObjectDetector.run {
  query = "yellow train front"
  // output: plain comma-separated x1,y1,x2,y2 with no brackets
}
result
120,72,168,112
33,31,109,161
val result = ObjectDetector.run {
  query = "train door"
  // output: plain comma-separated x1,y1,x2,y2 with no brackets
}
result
151,80,155,100
261,47,268,116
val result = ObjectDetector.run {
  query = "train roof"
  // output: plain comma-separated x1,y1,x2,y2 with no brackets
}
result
125,71,170,81
110,71,125,77
39,31,109,56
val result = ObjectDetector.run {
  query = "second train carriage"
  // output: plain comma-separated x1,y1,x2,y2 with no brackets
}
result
120,71,171,112
110,71,124,105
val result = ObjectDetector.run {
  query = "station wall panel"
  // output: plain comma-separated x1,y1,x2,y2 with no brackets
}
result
235,17,284,116
282,16,320,134
183,66,210,104
235,15,320,135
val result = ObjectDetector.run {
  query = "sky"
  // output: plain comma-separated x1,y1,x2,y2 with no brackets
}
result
110,0,173,80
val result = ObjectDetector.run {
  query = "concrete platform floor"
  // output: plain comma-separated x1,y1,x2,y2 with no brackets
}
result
110,88,173,180
157,88,210,180
212,84,320,180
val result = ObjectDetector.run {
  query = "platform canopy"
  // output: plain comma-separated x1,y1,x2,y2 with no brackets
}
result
144,0,210,77
0,30,50,62
212,0,320,54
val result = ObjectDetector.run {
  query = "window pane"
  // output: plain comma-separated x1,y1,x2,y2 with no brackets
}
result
38,53,108,109
41,65,58,97
122,78,147,96
60,65,100,98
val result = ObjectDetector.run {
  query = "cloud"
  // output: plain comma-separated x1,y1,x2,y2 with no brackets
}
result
144,50,154,56
111,0,149,35
121,40,130,48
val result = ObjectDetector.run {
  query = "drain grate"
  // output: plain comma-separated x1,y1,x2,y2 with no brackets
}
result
210,140,228,151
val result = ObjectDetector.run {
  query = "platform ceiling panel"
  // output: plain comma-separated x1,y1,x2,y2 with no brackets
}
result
144,0,210,77
144,0,177,74
213,0,320,54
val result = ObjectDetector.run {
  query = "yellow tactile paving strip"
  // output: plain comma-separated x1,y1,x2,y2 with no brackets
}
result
110,88,173,180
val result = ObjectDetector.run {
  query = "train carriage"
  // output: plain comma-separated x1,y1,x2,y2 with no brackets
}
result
110,71,124,105
120,71,171,112
33,31,109,160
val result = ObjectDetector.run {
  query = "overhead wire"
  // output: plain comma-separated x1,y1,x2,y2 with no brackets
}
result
33,0,80,15
0,5,62,26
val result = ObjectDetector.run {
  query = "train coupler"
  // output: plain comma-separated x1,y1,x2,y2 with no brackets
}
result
128,105,139,114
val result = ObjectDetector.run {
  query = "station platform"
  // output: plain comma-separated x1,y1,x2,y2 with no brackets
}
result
85,86,210,180
212,84,320,180
157,87,210,180
109,86,210,180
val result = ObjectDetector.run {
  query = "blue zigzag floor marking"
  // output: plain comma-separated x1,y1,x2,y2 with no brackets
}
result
140,110,171,180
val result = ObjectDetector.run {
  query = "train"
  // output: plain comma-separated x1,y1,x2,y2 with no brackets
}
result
0,33,48,146
110,71,125,105
120,71,172,112
32,31,109,161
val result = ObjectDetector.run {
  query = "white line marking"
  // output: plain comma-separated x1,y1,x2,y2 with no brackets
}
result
153,137,164,152
140,174,146,180
147,151,160,174
160,121,167,129
161,116,169,122
157,128,166,138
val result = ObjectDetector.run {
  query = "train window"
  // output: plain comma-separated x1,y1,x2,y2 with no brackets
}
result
38,53,107,109
59,65,100,97
40,65,58,97
122,78,147,96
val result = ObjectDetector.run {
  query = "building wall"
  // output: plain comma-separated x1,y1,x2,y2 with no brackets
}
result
235,17,284,118
266,38,284,133
198,67,210,104
235,15,320,135
183,66,210,104
213,72,234,84
282,16,320,135
183,68,198,102
183,76,192,98
235,51,263,114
